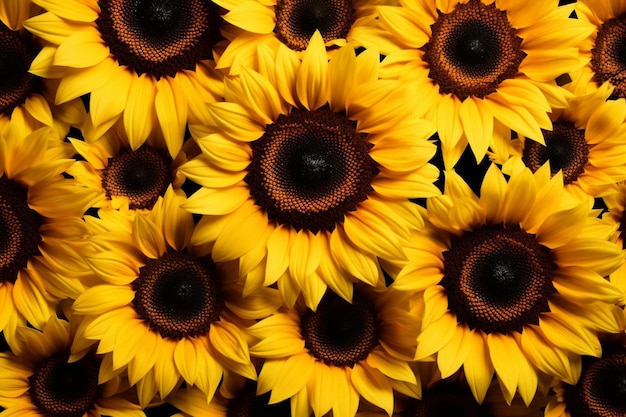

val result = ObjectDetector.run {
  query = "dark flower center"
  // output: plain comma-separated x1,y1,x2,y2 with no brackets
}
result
245,106,378,233
227,381,292,417
0,20,40,116
564,346,626,417
591,13,626,99
132,251,224,340
441,224,556,334
0,176,43,284
300,292,378,367
274,0,355,51
29,352,101,417
403,383,494,417
101,144,173,210
96,0,222,78
422,0,525,100
522,121,589,185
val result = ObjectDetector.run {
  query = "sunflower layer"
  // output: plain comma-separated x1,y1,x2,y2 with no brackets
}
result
71,186,283,406
0,314,144,417
374,0,593,167
24,0,225,157
181,32,440,309
247,285,422,417
0,127,100,350
393,164,625,405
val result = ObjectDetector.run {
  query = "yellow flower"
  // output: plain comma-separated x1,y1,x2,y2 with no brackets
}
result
571,0,626,97
215,0,397,73
0,314,144,417
180,33,440,309
24,0,226,157
247,286,422,417
545,337,626,417
375,0,593,166
71,187,282,406
0,0,84,140
67,122,191,212
0,127,99,349
393,164,625,405
499,84,626,201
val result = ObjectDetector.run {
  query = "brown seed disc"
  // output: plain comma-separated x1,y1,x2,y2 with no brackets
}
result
300,292,378,367
0,176,42,283
592,13,626,99
274,0,355,51
522,121,589,185
132,252,224,340
441,224,556,334
422,0,525,101
563,345,626,417
0,20,39,115
245,106,378,233
101,144,173,210
96,0,222,78
29,351,101,417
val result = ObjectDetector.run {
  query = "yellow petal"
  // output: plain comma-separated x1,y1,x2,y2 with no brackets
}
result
296,31,329,110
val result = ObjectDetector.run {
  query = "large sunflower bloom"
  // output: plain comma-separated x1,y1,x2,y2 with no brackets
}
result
393,164,625,405
23,0,226,157
66,122,191,212
545,337,626,417
246,286,422,417
0,0,85,140
0,127,99,349
571,0,626,97
71,187,282,406
374,0,592,166
0,314,144,417
499,83,626,202
181,33,440,309
214,0,397,73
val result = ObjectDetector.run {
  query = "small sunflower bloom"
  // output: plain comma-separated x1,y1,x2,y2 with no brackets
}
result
572,0,626,97
71,187,282,406
215,0,397,73
66,122,191,212
0,0,85,139
500,84,626,202
374,0,593,166
247,286,422,417
393,164,625,405
0,314,145,417
24,0,226,157
545,337,626,417
181,33,440,309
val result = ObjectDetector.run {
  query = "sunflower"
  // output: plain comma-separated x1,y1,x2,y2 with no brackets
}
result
0,127,100,350
373,0,592,167
66,121,192,212
246,284,422,417
181,33,440,309
571,0,626,98
0,314,144,417
545,337,626,417
23,0,226,158
392,164,625,406
0,0,85,140
214,0,399,74
499,83,626,202
71,186,283,406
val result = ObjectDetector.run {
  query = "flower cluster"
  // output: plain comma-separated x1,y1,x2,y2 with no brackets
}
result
1,0,626,416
